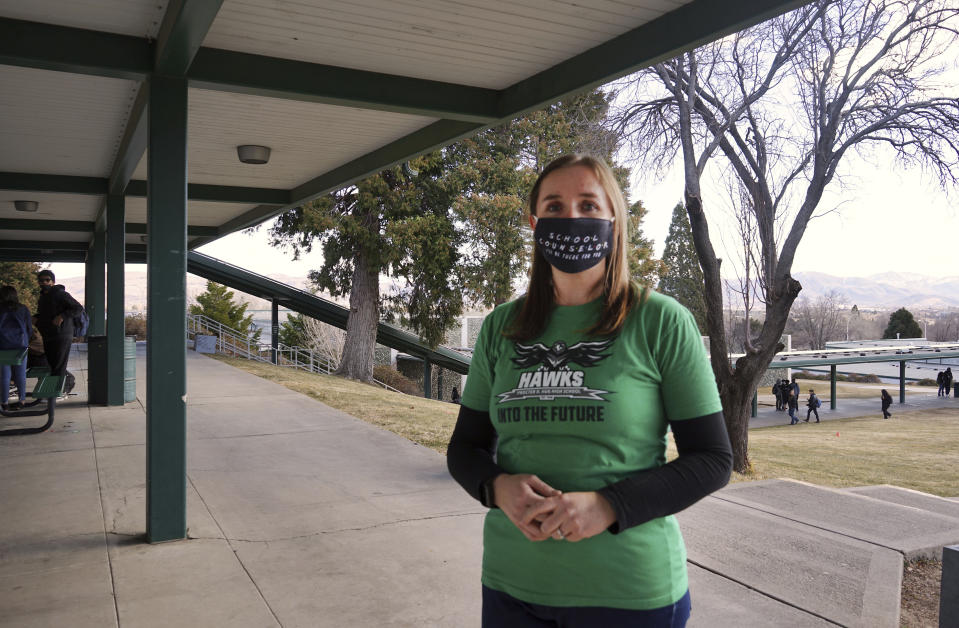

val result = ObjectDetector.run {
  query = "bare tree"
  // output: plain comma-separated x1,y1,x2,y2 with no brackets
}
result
792,290,846,349
300,317,347,370
934,312,959,342
614,0,959,471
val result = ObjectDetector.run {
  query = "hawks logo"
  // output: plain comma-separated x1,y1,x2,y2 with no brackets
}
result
497,338,614,403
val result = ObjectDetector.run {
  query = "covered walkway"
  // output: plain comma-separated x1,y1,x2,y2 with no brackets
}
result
4,351,958,627
1,349,482,626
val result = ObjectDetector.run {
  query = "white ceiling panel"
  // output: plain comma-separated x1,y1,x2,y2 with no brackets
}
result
130,88,438,188
205,0,683,89
0,191,102,221
0,0,167,38
124,197,260,227
0,65,138,177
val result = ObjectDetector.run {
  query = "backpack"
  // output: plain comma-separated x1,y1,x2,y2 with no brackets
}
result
73,308,90,338
0,309,29,349
815,397,822,408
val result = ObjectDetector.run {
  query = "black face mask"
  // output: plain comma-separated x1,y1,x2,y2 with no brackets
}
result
533,217,614,274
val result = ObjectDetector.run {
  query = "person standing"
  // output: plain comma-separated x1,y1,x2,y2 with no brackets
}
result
33,270,82,388
772,380,782,411
0,286,32,411
446,154,732,627
945,368,954,398
787,385,799,425
790,376,801,401
881,389,893,419
937,370,947,397
805,389,820,423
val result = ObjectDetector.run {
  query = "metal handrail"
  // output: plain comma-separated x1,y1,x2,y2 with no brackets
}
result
186,314,402,393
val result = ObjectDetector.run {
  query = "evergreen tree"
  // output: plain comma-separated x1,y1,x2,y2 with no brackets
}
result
189,281,261,342
627,200,664,287
0,262,42,313
658,203,706,331
270,153,461,382
882,308,923,339
278,312,310,347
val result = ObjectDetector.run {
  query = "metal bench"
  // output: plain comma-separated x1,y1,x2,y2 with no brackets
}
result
1,348,64,436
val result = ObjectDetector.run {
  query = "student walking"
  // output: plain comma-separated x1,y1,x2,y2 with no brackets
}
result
805,389,820,423
881,389,893,419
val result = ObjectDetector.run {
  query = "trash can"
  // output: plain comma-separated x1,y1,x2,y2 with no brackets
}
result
195,334,217,353
954,382,958,398
124,336,137,403
87,335,108,405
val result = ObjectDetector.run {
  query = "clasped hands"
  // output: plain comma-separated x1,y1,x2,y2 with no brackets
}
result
492,473,616,543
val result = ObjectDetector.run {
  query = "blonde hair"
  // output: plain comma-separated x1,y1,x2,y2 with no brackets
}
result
507,154,643,341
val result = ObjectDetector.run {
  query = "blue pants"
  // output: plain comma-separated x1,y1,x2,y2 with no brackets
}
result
788,406,798,424
482,586,691,628
2,360,27,405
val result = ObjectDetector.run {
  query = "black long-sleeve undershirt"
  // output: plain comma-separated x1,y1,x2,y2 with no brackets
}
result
446,405,505,504
446,405,732,534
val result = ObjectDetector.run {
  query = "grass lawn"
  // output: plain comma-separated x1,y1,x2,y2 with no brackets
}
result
720,409,959,496
216,355,959,497
213,356,460,452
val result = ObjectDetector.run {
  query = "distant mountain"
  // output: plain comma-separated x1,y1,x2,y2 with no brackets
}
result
792,271,959,309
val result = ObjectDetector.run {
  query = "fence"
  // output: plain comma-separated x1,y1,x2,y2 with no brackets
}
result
186,314,400,393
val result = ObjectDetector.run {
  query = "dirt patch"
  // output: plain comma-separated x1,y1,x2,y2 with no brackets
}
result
900,558,941,627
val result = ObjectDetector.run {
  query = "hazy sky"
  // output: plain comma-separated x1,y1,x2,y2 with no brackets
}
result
633,152,957,279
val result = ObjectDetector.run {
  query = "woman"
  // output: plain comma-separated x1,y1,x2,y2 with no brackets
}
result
881,389,893,419
0,285,33,412
447,155,732,627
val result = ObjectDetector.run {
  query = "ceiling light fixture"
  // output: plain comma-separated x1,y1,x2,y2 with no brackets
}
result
14,200,38,212
237,145,271,165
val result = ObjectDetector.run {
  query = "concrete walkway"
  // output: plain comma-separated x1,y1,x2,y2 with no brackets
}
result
750,387,951,428
1,349,957,627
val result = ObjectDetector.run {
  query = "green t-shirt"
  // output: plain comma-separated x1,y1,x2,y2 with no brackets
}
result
461,290,721,610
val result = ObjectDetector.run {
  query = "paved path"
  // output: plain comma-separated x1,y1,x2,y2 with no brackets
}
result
1,349,956,627
749,387,951,428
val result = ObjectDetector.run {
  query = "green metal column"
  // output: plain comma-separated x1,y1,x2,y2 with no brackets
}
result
899,361,906,404
424,359,432,399
271,298,278,364
106,194,126,406
146,75,188,543
85,227,106,335
751,391,757,418
830,364,837,410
